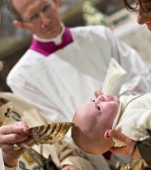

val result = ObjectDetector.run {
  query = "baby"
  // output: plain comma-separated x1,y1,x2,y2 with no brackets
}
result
72,58,151,167
72,93,151,167
72,94,120,154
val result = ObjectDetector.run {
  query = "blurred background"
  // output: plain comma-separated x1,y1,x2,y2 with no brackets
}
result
0,0,151,91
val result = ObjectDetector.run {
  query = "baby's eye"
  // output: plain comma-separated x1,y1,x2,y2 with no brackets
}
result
91,99,95,102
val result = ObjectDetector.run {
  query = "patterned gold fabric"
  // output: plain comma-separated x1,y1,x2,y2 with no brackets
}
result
118,159,148,170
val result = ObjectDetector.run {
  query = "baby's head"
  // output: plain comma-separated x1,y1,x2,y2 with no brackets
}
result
72,95,120,154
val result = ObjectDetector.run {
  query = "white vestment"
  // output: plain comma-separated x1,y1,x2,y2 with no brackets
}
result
115,93,151,142
7,25,151,123
7,25,151,169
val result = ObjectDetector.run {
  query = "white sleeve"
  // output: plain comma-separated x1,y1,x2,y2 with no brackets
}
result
6,79,68,122
0,149,4,170
104,27,151,95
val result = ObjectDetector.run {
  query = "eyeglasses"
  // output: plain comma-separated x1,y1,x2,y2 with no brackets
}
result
23,1,53,24
137,0,151,13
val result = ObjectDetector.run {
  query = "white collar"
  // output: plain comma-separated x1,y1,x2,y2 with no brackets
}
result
111,102,127,148
112,102,122,129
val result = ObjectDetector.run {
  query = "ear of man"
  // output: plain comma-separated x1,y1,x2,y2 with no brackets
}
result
13,20,28,30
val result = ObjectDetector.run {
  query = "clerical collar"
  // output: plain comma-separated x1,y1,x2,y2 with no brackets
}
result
30,25,74,56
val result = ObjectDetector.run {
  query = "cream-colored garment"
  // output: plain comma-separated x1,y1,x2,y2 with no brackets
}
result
0,149,4,170
0,92,95,170
101,59,151,147
102,58,126,95
7,26,151,170
115,93,151,141
101,58,126,147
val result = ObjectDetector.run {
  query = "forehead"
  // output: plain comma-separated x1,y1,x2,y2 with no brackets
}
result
77,102,96,115
75,102,96,123
12,0,51,14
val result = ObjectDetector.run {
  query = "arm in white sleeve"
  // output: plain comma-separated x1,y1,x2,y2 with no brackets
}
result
105,27,151,95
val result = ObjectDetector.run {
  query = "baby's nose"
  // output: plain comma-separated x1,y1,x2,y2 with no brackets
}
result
96,95,105,102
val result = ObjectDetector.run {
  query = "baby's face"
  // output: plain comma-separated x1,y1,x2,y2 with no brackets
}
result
78,95,120,130
73,95,120,154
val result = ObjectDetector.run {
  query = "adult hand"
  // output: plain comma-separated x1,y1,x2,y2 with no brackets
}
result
62,165,79,170
0,121,34,167
106,129,141,158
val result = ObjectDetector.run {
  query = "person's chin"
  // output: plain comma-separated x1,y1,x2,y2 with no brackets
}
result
43,30,60,39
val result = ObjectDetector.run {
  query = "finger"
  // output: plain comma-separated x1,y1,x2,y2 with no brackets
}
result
0,123,30,144
0,133,29,144
20,138,35,150
1,137,35,166
108,129,133,145
1,138,34,159
94,89,103,97
0,122,29,143
2,143,25,159
111,145,141,158
0,122,29,135
110,146,128,154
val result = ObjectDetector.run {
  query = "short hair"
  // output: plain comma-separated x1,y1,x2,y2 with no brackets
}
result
71,112,103,154
5,0,22,21
71,124,97,154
